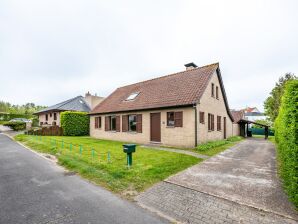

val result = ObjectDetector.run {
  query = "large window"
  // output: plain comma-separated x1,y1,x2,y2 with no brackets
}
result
95,116,101,129
208,113,214,131
217,116,221,131
110,116,116,131
167,111,183,127
128,115,137,131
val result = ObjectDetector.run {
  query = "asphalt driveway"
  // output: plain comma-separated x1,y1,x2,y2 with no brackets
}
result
138,138,298,223
0,134,167,224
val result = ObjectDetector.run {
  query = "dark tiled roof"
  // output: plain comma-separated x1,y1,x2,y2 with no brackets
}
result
35,96,91,114
90,63,234,121
231,110,244,123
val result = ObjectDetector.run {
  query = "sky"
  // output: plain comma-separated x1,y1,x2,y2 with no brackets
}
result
0,0,297,111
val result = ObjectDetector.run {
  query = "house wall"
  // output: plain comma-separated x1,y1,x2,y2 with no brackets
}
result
90,107,196,148
197,71,234,143
232,123,240,136
38,111,61,126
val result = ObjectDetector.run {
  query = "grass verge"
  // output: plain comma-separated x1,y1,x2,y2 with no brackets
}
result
15,134,200,198
195,136,243,156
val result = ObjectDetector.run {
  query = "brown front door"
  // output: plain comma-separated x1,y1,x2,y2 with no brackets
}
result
150,113,161,142
224,117,227,139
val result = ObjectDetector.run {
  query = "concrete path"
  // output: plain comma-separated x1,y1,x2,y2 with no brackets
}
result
141,144,210,159
0,134,168,224
137,138,298,224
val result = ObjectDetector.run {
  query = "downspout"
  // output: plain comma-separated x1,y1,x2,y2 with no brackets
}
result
193,103,198,147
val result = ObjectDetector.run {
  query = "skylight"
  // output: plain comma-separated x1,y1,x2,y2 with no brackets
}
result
126,92,139,101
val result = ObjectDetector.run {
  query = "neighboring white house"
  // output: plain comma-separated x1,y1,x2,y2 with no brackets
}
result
242,107,267,122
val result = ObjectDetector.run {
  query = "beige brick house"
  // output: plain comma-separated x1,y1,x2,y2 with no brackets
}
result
35,92,104,127
89,63,238,148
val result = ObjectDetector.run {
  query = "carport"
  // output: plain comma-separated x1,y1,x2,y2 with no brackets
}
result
238,119,270,139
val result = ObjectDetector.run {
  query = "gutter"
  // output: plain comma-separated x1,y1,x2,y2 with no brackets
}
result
193,103,198,147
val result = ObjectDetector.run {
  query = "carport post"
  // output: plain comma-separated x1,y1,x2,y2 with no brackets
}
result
265,127,269,140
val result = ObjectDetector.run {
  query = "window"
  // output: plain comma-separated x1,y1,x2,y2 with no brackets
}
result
167,111,183,127
54,113,57,120
95,116,101,129
217,116,221,131
50,113,52,117
110,116,116,131
216,86,219,99
199,112,205,124
128,115,137,131
167,112,175,126
211,83,215,97
40,122,43,126
46,114,48,121
125,92,140,101
52,121,56,126
208,113,214,131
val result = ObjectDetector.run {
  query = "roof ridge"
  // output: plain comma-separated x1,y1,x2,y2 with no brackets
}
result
118,62,219,89
56,95,82,110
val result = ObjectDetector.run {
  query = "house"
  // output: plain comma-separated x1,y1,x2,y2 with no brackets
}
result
242,107,267,124
35,92,104,127
89,62,239,148
230,110,245,136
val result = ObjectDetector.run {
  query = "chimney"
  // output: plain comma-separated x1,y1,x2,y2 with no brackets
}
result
84,92,105,110
85,91,91,97
184,62,198,71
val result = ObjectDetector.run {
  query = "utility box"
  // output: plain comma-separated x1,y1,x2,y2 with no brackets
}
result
123,144,136,166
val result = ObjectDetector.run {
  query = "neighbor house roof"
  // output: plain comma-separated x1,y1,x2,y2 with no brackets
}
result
231,110,244,123
35,96,91,114
90,63,234,121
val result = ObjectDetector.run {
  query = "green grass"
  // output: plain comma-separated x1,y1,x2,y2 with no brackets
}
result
252,135,276,143
15,134,200,198
0,120,7,124
195,136,243,156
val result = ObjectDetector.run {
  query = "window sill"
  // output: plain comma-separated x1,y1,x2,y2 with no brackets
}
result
200,122,205,125
166,126,175,128
106,130,117,133
127,131,138,134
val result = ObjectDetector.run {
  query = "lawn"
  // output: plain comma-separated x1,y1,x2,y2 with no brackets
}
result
15,134,200,198
195,136,244,156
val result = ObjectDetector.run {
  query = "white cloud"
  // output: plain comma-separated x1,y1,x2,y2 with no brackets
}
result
0,0,297,112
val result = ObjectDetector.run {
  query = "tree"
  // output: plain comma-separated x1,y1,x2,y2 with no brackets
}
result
251,119,271,128
264,73,297,122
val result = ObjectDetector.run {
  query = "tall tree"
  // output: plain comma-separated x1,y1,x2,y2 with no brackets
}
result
264,73,297,122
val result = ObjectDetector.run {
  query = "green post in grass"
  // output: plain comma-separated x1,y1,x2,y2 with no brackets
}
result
107,151,111,163
92,148,95,159
79,145,82,155
69,143,72,152
61,140,64,149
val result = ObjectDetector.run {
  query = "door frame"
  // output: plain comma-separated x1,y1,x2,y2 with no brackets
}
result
150,112,161,142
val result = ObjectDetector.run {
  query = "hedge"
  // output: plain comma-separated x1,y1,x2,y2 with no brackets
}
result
3,121,26,131
274,80,298,207
60,111,89,136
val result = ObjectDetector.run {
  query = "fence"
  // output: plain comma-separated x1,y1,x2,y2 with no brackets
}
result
25,133,129,167
26,126,63,136
249,127,274,136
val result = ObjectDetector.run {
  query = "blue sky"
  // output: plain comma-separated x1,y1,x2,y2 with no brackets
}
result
0,0,297,111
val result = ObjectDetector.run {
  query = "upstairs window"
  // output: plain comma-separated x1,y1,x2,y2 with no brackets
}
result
199,112,205,124
216,86,219,99
125,92,140,101
211,83,215,97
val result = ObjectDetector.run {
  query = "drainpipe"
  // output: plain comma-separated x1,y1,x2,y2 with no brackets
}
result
193,103,198,147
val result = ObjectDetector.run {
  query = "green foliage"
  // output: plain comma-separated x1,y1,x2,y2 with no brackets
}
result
60,111,90,136
3,121,26,131
0,101,46,115
196,136,243,156
274,80,298,207
0,113,33,121
264,73,297,123
251,119,271,128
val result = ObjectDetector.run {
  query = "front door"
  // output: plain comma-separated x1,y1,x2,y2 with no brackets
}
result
224,117,227,139
150,113,161,142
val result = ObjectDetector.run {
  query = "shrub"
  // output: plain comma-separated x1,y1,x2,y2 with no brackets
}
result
274,80,298,207
60,111,89,136
3,121,26,131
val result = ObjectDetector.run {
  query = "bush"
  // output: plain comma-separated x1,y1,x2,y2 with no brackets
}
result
274,80,298,207
60,111,89,136
3,121,26,131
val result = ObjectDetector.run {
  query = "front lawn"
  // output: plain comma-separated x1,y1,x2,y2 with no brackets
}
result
15,134,200,198
195,136,243,156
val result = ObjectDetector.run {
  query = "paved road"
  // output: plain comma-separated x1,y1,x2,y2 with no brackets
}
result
137,138,298,223
0,134,167,224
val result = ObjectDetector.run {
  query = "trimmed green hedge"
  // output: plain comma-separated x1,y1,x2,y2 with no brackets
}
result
60,111,89,136
3,121,26,131
275,80,298,207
